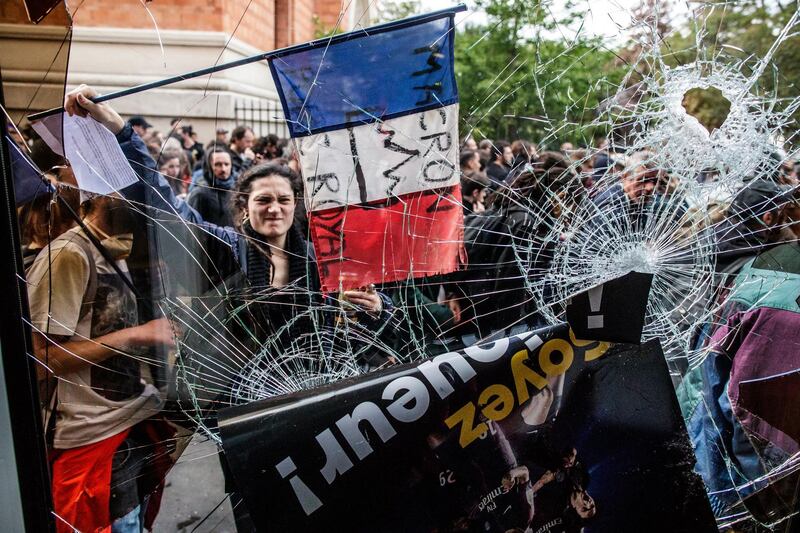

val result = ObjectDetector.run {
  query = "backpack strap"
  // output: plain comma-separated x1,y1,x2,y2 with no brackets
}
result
71,230,99,323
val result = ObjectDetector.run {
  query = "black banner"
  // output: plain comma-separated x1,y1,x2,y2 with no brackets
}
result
219,324,715,532
565,272,653,344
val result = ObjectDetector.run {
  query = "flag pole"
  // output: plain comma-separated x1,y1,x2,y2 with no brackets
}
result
27,4,466,123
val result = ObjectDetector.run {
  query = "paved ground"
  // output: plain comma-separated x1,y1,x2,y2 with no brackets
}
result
153,435,236,532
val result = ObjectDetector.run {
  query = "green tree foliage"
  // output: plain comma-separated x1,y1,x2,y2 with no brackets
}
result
453,1,625,146
680,86,732,133
376,0,421,23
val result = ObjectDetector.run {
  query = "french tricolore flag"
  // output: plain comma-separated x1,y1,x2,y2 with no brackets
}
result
269,8,465,292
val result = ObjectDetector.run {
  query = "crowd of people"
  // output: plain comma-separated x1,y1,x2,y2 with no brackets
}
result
22,87,391,532
15,83,800,532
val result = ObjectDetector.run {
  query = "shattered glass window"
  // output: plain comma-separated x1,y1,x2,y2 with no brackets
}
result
2,0,800,530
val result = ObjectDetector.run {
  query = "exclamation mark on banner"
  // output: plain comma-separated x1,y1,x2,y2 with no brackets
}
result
587,286,604,329
276,456,323,516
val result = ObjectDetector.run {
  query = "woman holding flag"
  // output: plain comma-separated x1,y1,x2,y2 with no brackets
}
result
65,85,386,308
61,84,394,531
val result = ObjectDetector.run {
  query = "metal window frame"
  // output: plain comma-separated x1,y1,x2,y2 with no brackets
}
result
0,68,55,532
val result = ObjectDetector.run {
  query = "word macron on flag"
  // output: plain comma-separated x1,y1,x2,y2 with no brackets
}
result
269,9,465,292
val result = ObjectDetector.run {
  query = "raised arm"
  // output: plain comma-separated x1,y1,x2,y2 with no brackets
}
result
63,85,230,237
61,84,249,288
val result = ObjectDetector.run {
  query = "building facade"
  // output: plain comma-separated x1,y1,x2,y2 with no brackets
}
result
1,0,376,139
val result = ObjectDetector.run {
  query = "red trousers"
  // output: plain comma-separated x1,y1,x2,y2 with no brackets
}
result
50,429,131,533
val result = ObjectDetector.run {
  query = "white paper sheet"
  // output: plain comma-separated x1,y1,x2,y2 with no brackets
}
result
32,113,139,195
30,114,64,156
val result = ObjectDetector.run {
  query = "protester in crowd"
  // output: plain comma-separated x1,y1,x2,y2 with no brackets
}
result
452,152,581,336
775,162,800,238
229,125,256,174
782,184,800,239
154,135,184,169
177,146,193,194
141,128,165,147
157,147,189,198
253,133,281,163
679,178,799,519
27,86,182,533
460,150,489,214
485,140,512,188
145,140,160,158
285,142,302,176
460,149,481,174
186,147,235,227
215,126,229,146
127,116,152,138
461,170,490,215
179,125,204,166
506,139,536,183
225,166,391,348
27,196,175,533
560,142,574,153
166,119,185,146
18,140,81,268
512,139,536,163
711,178,796,269
591,150,670,225
252,136,268,163
462,135,478,151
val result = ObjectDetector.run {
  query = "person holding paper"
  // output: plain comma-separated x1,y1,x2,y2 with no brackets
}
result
61,85,390,322
62,84,395,531
26,116,179,533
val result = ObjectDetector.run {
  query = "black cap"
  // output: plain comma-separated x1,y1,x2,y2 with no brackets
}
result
128,116,152,129
181,124,194,135
730,178,794,219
